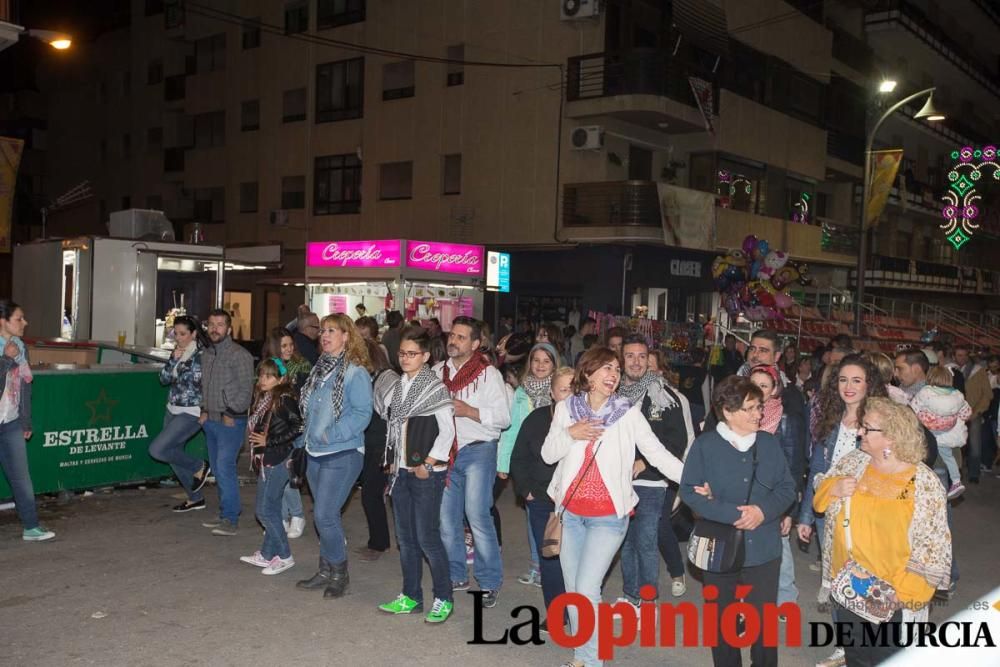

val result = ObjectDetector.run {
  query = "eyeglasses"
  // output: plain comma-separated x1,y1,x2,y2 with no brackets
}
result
740,404,765,414
859,424,883,434
320,328,340,335
398,350,424,360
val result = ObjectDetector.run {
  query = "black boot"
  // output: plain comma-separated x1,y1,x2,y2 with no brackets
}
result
323,560,349,599
296,557,332,590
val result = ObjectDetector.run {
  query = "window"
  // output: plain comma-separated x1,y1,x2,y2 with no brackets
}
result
241,100,260,131
318,0,365,29
379,162,413,200
717,158,766,215
242,18,261,49
442,154,461,194
281,176,306,209
194,111,225,148
164,147,185,172
194,187,225,222
785,177,815,224
240,182,259,213
194,33,226,73
283,88,307,122
316,58,363,122
147,126,163,152
382,61,415,100
122,133,132,159
146,194,163,210
164,74,185,101
314,154,361,214
285,1,308,34
145,0,164,15
446,44,464,86
147,59,163,85
120,196,131,210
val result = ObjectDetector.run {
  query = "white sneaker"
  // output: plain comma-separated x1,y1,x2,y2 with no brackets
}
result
286,516,306,539
282,518,291,533
239,550,270,567
262,555,295,575
815,646,846,667
671,576,686,597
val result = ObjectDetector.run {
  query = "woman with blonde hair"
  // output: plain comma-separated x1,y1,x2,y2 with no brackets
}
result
865,351,909,405
813,397,950,666
296,314,374,599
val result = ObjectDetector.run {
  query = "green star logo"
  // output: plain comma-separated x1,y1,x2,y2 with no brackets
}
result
85,389,119,425
947,228,971,250
950,174,974,197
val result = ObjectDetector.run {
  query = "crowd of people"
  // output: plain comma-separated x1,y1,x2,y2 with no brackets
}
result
1,297,992,667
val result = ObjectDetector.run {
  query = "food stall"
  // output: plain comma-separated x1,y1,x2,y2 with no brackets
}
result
12,236,224,348
305,239,485,329
0,340,206,498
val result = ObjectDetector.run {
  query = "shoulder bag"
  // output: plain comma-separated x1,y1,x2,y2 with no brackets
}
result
687,444,757,573
830,496,899,623
541,437,605,558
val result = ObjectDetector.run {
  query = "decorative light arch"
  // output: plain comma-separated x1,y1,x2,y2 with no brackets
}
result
941,145,999,249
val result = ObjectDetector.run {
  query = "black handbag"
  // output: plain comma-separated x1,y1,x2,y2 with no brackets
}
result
687,444,758,573
288,447,308,489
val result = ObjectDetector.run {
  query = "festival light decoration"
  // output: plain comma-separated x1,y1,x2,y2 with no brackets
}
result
941,145,999,249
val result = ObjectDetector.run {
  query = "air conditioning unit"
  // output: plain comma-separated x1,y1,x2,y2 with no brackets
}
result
561,0,600,21
269,209,289,227
571,125,604,151
109,208,176,241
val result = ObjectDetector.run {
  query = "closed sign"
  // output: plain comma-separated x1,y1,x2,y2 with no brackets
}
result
670,259,702,278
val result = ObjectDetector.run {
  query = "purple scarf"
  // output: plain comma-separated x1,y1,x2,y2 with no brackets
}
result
568,392,631,427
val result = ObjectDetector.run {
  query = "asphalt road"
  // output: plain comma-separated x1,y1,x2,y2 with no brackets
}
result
2,475,999,666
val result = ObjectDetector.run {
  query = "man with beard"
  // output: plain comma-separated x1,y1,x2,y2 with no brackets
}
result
616,334,695,606
199,309,254,536
434,317,511,608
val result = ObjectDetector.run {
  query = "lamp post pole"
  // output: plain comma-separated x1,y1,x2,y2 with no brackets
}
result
853,87,937,336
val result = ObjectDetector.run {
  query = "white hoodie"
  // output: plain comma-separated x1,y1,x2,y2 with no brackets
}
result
910,385,972,448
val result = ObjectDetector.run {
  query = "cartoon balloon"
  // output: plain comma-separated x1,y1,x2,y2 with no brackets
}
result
774,291,794,309
742,235,758,256
711,256,728,279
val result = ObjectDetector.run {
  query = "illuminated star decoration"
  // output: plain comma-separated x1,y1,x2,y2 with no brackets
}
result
85,389,119,425
941,145,999,250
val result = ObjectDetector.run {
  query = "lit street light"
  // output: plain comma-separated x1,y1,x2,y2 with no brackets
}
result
27,29,72,50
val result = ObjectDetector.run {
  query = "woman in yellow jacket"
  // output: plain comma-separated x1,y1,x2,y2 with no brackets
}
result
813,397,951,667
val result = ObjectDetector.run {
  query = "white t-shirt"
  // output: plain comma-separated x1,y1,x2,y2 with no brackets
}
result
831,423,858,465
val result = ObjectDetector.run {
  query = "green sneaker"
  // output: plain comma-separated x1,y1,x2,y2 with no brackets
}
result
424,598,453,624
378,593,422,615
22,526,55,542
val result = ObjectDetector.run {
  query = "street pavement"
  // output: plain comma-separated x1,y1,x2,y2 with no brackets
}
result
2,474,999,666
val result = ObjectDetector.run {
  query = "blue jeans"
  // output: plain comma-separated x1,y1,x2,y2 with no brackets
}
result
282,485,304,519
620,485,665,601
0,420,39,529
440,441,503,590
203,418,246,523
391,469,451,604
147,411,204,502
307,449,363,565
657,486,686,578
939,447,961,486
778,534,799,605
560,510,629,667
256,459,291,560
527,506,540,571
526,498,567,615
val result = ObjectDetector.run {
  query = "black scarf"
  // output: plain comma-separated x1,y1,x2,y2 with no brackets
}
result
299,352,346,421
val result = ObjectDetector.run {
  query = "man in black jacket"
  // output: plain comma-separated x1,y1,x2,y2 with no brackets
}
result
616,334,696,605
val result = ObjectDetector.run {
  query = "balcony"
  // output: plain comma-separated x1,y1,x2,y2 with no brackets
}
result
849,254,984,293
564,51,708,132
715,207,856,266
164,75,185,103
830,25,874,75
865,0,1000,99
561,180,663,242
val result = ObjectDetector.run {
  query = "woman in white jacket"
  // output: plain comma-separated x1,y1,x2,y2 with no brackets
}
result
912,366,972,499
542,346,683,667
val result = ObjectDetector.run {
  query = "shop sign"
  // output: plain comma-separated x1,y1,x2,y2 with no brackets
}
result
486,251,511,293
670,259,702,278
406,240,484,276
306,240,401,268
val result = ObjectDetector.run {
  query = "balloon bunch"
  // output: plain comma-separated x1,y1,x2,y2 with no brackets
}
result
712,235,812,320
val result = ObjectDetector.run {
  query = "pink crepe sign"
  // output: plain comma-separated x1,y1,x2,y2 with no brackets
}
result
306,240,401,268
405,240,484,276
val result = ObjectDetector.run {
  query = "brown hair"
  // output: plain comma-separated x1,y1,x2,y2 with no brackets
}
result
322,313,373,372
813,354,888,442
262,326,303,364
255,358,295,413
571,346,621,394
712,376,764,421
926,366,954,388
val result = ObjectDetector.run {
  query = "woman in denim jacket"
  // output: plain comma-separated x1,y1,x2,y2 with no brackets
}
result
295,314,373,599
149,316,211,513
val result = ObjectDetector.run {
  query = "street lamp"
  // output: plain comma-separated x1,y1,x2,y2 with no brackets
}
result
26,29,72,50
853,87,945,335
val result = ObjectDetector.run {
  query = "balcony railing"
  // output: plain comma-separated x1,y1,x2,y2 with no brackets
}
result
866,0,1000,98
565,50,713,111
562,181,660,228
0,0,18,24
826,129,864,165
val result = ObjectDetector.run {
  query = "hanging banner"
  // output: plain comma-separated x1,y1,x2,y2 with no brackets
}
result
688,77,716,136
0,137,25,254
657,183,715,250
865,149,903,228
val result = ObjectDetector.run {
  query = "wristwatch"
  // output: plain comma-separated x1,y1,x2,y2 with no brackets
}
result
423,462,436,473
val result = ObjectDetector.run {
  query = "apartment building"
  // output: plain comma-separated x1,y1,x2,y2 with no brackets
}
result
31,0,1000,333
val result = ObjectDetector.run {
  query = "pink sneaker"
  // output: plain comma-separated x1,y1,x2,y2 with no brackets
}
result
946,482,965,499
239,551,270,567
262,555,295,575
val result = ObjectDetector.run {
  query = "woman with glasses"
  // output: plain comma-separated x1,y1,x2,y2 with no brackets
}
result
681,376,796,667
813,398,950,667
296,314,373,599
